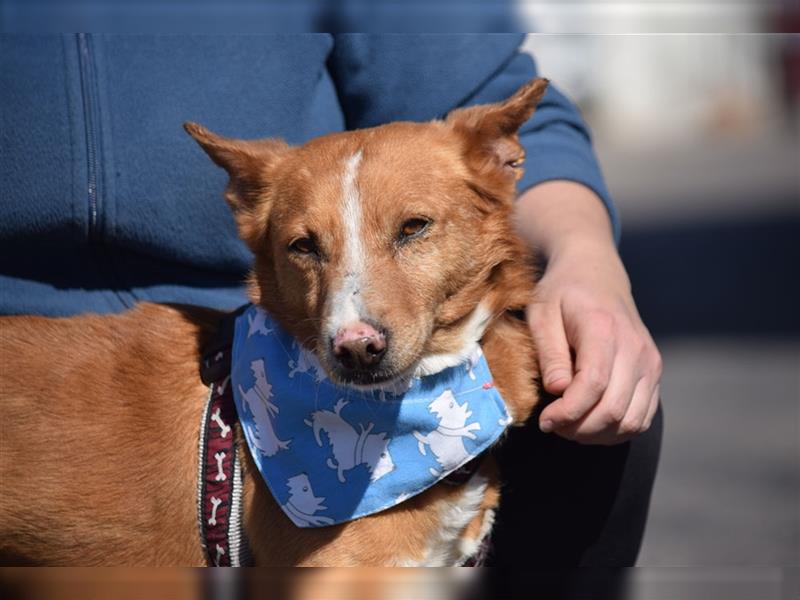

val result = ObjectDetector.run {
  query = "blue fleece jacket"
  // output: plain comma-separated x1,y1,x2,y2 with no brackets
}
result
0,34,617,316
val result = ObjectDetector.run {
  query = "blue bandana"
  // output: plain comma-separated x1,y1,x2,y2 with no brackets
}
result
231,305,511,528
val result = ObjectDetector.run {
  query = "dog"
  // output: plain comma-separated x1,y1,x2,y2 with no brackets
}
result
287,346,328,383
0,77,546,566
239,358,291,458
414,389,482,478
305,398,396,483
281,474,335,528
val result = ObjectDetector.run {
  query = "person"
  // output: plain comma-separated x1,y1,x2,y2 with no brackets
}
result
0,32,662,578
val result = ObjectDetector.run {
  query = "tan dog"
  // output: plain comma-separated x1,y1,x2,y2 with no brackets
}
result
0,78,546,566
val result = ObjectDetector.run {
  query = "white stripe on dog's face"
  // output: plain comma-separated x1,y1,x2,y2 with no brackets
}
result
326,151,365,338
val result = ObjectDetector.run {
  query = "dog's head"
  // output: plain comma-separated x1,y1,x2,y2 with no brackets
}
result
186,78,546,387
361,430,395,482
285,474,326,512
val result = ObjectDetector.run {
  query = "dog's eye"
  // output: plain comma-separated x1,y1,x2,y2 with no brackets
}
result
398,218,431,241
289,237,319,257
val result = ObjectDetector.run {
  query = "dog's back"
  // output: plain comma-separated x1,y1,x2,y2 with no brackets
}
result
0,304,218,565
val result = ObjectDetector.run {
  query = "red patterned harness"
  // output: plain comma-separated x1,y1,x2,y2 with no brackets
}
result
197,305,253,567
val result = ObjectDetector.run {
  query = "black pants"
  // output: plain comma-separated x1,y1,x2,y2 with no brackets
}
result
485,403,664,598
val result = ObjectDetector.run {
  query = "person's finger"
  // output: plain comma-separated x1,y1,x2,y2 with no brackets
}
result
641,384,661,432
539,314,616,432
553,355,637,440
526,302,573,395
614,376,655,439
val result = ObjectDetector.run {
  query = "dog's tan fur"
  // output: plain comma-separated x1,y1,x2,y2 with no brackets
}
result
0,79,547,566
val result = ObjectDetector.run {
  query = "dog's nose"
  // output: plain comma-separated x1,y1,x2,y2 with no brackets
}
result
332,322,387,371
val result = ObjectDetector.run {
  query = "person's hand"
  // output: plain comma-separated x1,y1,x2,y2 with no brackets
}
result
515,180,661,445
526,238,662,444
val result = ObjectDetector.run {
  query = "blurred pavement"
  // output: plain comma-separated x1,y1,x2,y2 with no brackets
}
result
639,338,799,567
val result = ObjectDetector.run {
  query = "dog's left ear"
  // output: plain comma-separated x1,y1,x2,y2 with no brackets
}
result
445,77,548,192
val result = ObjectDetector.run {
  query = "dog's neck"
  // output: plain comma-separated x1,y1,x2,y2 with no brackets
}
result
412,301,492,379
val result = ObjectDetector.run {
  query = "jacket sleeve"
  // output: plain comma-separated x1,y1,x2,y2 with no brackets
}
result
328,34,620,241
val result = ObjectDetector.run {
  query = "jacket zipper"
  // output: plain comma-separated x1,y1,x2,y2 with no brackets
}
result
77,33,101,242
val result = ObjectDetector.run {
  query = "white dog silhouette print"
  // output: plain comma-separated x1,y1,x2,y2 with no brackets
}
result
246,307,272,338
305,399,395,483
288,347,328,383
414,389,481,477
281,474,334,527
239,358,290,457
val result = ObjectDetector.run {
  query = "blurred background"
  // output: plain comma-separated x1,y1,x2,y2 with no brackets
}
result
523,5,799,599
0,1,796,598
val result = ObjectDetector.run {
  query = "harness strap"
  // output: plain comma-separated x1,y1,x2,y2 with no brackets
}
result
200,304,249,388
197,305,252,567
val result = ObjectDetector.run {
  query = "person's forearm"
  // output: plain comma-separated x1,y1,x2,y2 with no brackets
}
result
514,180,621,269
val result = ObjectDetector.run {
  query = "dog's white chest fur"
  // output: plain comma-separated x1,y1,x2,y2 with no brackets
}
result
395,472,490,567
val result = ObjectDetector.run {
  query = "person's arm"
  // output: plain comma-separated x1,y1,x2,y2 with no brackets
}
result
517,180,662,444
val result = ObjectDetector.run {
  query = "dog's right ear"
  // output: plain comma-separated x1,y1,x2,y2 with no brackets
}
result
184,122,289,248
